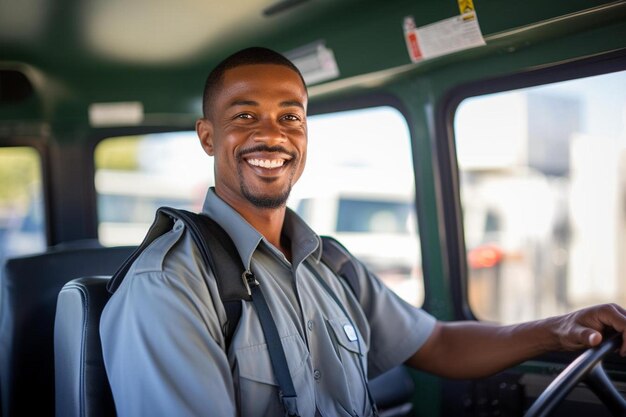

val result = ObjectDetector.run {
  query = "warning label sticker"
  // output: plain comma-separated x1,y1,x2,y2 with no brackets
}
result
403,13,485,63
457,0,475,14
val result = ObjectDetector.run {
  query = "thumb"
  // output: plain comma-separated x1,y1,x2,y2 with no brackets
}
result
565,325,601,350
587,330,603,347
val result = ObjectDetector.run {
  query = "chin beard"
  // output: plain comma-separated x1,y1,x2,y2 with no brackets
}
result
241,184,291,208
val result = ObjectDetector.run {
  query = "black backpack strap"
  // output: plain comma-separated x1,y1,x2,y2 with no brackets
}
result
106,207,300,415
170,209,250,349
107,208,178,293
320,235,361,299
107,207,250,347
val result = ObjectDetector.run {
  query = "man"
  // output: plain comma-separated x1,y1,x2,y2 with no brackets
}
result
101,47,626,417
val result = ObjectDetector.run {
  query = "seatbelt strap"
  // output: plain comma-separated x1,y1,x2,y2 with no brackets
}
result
189,212,300,415
246,272,300,417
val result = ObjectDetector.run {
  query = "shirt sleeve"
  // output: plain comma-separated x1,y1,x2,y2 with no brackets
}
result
350,256,437,378
100,231,236,417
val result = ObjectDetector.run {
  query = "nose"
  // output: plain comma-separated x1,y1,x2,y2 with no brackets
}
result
253,118,286,146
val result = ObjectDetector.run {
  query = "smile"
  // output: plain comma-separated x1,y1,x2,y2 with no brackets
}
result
245,158,288,169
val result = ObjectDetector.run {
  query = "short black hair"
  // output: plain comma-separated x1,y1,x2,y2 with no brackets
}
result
201,47,306,119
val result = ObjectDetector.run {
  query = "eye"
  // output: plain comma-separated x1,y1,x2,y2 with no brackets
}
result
234,113,254,120
281,114,301,122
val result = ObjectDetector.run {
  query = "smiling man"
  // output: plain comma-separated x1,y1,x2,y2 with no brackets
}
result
196,61,308,258
100,47,626,417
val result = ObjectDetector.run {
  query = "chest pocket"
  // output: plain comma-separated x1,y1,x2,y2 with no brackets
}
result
235,334,315,417
326,318,365,355
324,317,374,417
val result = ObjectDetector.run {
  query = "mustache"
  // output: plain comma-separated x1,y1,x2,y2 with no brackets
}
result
237,144,297,160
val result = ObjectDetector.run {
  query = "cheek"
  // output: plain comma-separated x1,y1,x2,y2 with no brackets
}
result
294,139,307,180
213,133,241,160
212,142,239,178
299,144,307,167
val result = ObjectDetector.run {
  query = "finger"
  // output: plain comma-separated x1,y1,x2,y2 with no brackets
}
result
588,331,602,347
582,328,602,348
563,304,626,351
612,303,626,315
565,324,601,350
596,304,626,333
593,304,626,354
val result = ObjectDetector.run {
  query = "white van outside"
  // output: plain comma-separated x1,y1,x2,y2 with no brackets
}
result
288,173,423,306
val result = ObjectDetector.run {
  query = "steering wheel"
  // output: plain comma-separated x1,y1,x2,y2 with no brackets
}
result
524,333,625,417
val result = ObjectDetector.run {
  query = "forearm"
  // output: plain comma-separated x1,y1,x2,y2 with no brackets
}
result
406,303,626,379
406,318,560,379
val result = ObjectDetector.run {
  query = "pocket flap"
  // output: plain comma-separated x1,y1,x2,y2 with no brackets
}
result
327,318,362,355
236,334,309,385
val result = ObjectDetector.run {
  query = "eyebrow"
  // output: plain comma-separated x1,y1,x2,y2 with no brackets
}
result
228,99,305,110
229,100,257,108
280,100,305,110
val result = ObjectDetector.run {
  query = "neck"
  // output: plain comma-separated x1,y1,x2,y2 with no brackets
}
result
215,188,291,260
243,206,292,261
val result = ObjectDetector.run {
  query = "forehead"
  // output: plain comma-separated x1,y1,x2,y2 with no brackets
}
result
217,64,307,105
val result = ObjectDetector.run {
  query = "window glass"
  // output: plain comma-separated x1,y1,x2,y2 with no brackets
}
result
94,133,212,246
454,70,626,323
95,106,423,305
336,199,413,234
295,107,422,306
0,147,46,267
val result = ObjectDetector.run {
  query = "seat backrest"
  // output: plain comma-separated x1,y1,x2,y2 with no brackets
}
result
0,245,135,417
54,276,115,417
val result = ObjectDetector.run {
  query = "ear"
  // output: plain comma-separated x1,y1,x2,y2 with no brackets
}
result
196,118,215,156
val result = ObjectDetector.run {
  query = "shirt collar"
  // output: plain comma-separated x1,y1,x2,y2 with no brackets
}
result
201,188,322,270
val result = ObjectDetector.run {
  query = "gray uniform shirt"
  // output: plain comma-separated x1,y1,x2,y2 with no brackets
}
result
101,188,436,417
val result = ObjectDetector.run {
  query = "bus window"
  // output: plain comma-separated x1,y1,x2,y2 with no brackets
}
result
293,106,423,306
94,132,213,246
455,70,626,324
0,147,46,266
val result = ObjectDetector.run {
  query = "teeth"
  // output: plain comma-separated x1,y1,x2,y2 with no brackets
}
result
247,159,285,169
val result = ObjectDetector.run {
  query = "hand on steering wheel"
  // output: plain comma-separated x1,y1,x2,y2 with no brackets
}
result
524,333,625,417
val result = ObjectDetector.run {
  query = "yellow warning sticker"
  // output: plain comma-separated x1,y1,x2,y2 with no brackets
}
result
458,0,475,14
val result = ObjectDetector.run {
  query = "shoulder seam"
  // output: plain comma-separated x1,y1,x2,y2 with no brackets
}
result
133,225,186,274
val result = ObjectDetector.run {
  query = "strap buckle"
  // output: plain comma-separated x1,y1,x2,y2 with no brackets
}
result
279,391,300,417
242,271,258,296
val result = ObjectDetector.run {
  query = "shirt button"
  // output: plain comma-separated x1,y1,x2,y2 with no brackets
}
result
313,369,322,380
307,320,314,331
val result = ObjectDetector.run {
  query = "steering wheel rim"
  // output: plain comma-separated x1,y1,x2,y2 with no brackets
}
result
524,333,625,417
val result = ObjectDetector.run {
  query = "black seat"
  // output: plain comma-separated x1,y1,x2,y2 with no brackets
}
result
55,278,417,417
370,366,416,417
55,276,114,417
0,245,135,417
